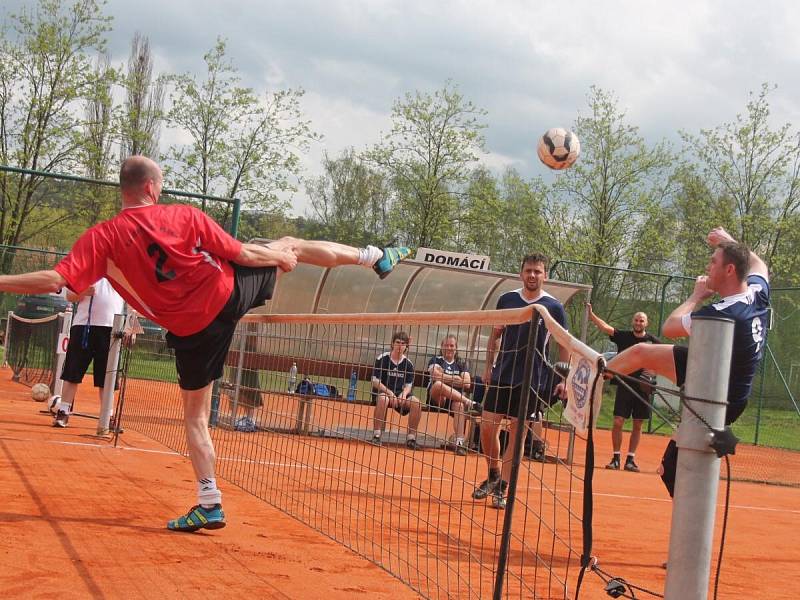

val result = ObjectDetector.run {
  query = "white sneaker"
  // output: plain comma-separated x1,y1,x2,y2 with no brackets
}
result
53,410,69,428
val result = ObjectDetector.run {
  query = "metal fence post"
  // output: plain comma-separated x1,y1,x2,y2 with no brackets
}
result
664,316,733,600
97,314,125,435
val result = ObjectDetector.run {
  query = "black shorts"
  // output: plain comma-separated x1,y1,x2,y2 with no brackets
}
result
166,265,277,391
673,345,688,386
613,376,654,420
371,391,413,416
61,325,113,387
482,383,552,419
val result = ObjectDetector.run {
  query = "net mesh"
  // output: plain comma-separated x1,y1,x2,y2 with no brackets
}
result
5,312,61,389
118,306,604,599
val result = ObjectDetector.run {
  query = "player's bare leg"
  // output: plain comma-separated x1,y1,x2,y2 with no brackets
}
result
371,393,390,445
473,411,504,500
267,236,411,278
167,384,225,531
606,344,677,383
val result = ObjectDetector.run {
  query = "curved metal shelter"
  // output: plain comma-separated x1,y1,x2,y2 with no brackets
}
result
245,255,592,373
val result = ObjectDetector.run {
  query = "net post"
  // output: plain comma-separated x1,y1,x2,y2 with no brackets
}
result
97,314,125,435
493,310,540,600
3,311,12,368
664,316,733,600
229,324,247,427
52,305,73,396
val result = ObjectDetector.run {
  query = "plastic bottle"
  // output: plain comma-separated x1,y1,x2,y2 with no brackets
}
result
288,362,298,393
347,370,358,402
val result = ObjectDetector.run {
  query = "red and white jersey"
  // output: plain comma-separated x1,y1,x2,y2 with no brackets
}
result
54,204,243,336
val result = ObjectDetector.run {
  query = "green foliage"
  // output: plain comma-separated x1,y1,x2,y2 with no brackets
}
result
367,81,487,248
305,148,391,246
0,0,113,255
165,38,318,217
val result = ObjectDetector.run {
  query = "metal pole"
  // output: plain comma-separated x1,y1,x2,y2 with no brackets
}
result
52,306,73,397
3,311,12,368
664,316,733,600
230,325,247,426
97,314,125,435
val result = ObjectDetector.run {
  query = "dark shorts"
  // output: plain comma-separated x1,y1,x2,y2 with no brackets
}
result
61,325,113,387
482,383,554,419
673,345,688,386
426,385,468,412
613,374,654,420
371,391,414,416
166,265,277,391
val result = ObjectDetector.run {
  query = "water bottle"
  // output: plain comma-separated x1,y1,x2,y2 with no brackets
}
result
288,362,298,393
347,370,358,402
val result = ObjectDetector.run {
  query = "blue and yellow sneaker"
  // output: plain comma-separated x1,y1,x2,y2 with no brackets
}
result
167,504,226,532
373,246,412,279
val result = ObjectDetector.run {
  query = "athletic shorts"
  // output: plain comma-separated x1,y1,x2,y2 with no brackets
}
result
613,375,654,420
166,265,277,391
482,383,554,419
673,345,688,386
371,391,414,416
61,325,113,387
426,385,469,412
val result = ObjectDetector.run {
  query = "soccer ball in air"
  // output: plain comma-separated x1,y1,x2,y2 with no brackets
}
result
31,383,50,402
48,394,62,415
537,128,580,170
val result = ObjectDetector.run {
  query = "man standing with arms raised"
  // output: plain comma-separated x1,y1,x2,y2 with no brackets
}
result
0,155,411,532
587,306,660,472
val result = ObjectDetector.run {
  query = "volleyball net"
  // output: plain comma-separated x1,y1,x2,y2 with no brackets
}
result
118,305,607,599
4,311,64,389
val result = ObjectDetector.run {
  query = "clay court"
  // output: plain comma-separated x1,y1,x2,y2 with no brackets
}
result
1,369,798,599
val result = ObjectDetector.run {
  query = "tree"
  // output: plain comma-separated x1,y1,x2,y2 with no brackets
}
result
0,0,112,263
305,148,391,246
119,32,164,159
682,83,800,284
544,87,675,337
367,81,487,248
165,38,317,230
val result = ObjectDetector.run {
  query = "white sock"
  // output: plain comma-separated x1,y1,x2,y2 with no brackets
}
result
358,245,383,267
198,477,222,507
406,433,416,441
627,453,635,459
373,430,382,438
455,437,464,446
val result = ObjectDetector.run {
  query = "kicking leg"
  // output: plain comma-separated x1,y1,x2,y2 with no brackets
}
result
269,237,410,278
607,344,677,383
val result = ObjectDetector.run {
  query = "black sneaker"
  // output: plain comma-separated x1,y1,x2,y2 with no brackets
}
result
369,435,382,446
491,480,509,510
454,442,468,456
624,457,640,472
373,247,412,279
531,441,546,462
605,456,621,470
53,410,69,428
472,478,499,500
405,438,420,451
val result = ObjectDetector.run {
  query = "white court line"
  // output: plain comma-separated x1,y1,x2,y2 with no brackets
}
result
0,434,449,481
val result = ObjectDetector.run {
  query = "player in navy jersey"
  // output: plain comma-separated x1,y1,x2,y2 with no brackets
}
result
473,253,569,509
426,334,480,456
370,331,422,449
587,305,661,472
606,227,770,497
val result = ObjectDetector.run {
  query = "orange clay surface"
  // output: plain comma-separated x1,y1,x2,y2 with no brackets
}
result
1,368,798,599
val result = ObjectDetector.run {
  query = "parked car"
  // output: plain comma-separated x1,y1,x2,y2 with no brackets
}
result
15,294,69,319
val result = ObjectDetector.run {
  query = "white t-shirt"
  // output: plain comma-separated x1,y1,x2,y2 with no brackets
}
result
71,278,126,327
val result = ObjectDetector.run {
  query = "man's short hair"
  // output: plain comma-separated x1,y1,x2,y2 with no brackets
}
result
520,253,549,271
718,242,750,282
392,331,410,344
119,156,158,190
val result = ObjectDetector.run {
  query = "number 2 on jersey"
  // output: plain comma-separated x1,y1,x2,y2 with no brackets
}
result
147,243,176,283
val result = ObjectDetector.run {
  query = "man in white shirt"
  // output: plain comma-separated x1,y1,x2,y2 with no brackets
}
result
54,278,125,427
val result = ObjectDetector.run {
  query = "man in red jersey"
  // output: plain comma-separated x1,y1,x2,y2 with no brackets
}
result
0,155,411,532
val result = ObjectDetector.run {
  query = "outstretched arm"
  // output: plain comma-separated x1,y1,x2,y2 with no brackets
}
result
235,243,298,272
0,270,66,295
586,302,615,336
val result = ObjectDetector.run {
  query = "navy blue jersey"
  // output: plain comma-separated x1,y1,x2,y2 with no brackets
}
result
372,352,415,395
426,355,470,389
491,289,568,389
683,274,770,408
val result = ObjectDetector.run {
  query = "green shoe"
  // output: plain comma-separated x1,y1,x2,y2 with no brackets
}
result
167,504,226,532
373,247,412,279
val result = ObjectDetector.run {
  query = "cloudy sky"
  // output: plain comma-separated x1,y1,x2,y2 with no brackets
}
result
6,0,800,214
